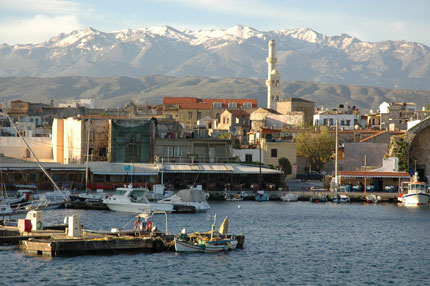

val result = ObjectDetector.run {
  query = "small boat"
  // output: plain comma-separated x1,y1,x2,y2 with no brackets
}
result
280,192,298,202
398,173,430,206
174,216,239,253
158,188,210,213
225,191,245,201
309,194,328,203
366,194,381,203
255,190,269,202
103,184,174,213
332,194,350,203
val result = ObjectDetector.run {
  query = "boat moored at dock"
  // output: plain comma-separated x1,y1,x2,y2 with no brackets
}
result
103,185,174,213
398,173,430,206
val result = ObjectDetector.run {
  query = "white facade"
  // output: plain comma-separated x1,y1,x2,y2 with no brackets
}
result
233,148,264,164
313,112,355,130
59,98,95,109
52,117,84,164
266,40,281,110
379,102,390,114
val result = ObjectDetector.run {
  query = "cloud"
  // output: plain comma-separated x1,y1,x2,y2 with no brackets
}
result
0,15,81,44
0,0,82,14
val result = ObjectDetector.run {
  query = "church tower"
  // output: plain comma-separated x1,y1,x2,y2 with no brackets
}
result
266,40,281,109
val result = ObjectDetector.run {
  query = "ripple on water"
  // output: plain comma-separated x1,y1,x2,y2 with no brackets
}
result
1,202,430,286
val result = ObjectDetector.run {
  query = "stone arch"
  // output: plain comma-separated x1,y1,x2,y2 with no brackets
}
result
405,116,430,182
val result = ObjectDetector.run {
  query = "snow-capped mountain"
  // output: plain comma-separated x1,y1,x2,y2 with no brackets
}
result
1,25,429,90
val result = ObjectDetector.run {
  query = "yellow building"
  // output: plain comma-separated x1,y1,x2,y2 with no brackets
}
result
261,138,297,178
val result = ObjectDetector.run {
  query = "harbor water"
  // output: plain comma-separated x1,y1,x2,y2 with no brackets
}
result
1,201,430,286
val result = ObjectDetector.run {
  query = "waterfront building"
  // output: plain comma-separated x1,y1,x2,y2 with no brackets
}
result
153,138,233,164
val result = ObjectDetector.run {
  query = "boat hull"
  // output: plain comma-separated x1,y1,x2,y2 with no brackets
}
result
174,238,238,253
281,193,298,202
399,193,430,206
104,202,174,213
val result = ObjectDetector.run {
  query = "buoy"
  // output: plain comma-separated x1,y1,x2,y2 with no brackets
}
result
316,200,319,203
237,205,241,209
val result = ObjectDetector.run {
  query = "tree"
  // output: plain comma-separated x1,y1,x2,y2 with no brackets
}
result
278,157,292,176
296,127,335,172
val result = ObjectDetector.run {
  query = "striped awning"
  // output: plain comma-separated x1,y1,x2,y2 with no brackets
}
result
161,163,282,175
339,171,411,179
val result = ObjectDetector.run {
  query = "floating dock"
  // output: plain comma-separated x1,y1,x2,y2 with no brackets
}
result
1,211,245,257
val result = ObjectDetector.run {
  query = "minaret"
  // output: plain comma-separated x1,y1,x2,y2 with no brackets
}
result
266,40,281,110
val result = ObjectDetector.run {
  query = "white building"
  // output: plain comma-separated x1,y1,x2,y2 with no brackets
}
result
313,111,355,130
59,99,95,109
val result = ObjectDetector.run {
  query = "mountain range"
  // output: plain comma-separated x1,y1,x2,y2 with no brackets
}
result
1,25,430,90
1,75,430,112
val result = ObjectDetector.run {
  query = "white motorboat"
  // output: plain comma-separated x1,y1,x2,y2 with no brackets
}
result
103,185,174,213
366,194,381,203
158,188,210,212
280,192,298,202
398,173,430,206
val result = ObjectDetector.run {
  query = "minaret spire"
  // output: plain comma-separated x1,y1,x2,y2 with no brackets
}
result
266,40,281,109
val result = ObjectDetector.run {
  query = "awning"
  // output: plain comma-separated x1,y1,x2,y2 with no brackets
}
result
89,162,158,176
160,163,282,175
339,171,411,179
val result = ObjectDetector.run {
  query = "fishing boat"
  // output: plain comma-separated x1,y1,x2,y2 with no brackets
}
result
280,192,298,202
174,215,239,253
224,191,245,201
332,193,350,203
103,184,174,213
398,173,430,206
158,188,210,212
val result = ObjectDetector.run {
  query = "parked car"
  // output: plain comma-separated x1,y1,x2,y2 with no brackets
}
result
296,171,324,182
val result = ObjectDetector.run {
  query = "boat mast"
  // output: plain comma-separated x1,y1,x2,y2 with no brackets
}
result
334,120,339,191
4,110,69,202
85,119,90,194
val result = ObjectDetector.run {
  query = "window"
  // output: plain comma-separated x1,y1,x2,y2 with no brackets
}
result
245,154,252,163
213,102,222,108
242,102,252,108
271,149,278,158
174,147,182,157
346,120,351,126
188,112,193,120
164,146,174,157
228,102,237,108
99,148,107,157
341,120,345,126
197,112,202,120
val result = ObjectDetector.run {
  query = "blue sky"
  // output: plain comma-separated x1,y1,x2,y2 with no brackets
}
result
1,0,429,46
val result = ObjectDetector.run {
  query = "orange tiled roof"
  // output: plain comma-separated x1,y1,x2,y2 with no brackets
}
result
359,131,387,142
339,171,410,178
